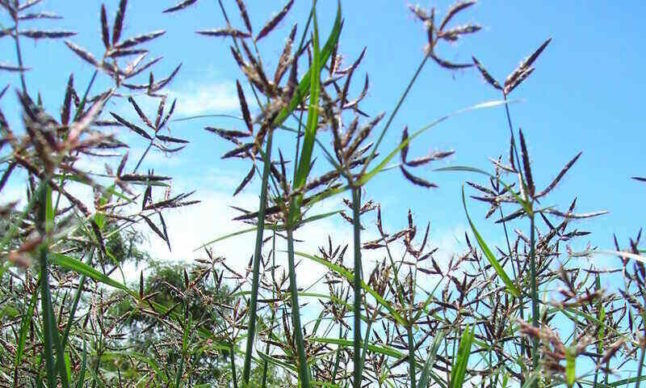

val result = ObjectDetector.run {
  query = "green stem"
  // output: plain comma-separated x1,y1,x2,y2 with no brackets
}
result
287,227,311,387
529,213,539,376
361,54,429,175
261,229,279,388
231,343,239,388
637,345,646,388
351,186,363,388
331,325,343,384
242,131,274,385
407,325,416,388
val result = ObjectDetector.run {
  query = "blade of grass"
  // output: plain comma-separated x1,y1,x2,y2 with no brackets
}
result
242,4,342,382
350,187,363,388
450,325,475,388
461,186,521,297
359,100,511,186
419,331,446,388
49,253,133,295
39,186,70,388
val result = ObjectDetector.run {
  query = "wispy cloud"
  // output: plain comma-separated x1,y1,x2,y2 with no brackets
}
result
170,80,239,116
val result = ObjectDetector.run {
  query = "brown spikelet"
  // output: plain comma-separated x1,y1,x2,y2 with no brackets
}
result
115,30,165,49
112,0,127,45
235,0,252,33
518,129,534,197
197,28,251,38
504,38,551,94
163,0,198,13
205,127,250,140
19,30,76,39
0,85,8,100
409,5,430,22
255,0,293,42
60,74,74,125
504,67,534,95
128,97,153,129
139,271,144,298
400,126,409,164
235,80,253,133
406,150,454,167
234,165,255,196
400,166,437,188
18,12,62,21
65,41,100,67
472,57,501,90
274,24,297,84
439,1,477,31
111,112,152,140
141,214,169,248
430,53,472,70
536,152,582,198
100,4,110,48
439,24,481,41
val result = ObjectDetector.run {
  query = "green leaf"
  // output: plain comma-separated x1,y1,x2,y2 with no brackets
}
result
310,337,403,359
50,253,133,295
293,7,321,190
461,186,521,297
360,100,510,186
75,341,87,388
272,0,342,127
257,350,298,375
450,325,475,388
40,252,70,388
419,331,445,388
520,373,539,388
565,346,576,387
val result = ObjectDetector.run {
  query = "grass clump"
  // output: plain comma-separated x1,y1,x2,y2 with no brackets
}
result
0,0,644,387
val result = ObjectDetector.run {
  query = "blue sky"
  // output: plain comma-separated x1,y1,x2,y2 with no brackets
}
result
2,0,645,271
2,0,646,381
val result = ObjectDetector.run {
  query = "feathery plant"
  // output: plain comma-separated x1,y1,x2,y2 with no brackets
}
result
1,0,646,387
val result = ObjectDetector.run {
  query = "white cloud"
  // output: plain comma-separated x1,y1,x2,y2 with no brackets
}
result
170,81,239,117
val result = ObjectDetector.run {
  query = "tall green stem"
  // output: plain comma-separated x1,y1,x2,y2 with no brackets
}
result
637,344,646,388
529,213,539,374
287,228,311,386
242,131,274,385
351,186,363,388
361,55,429,176
407,326,417,388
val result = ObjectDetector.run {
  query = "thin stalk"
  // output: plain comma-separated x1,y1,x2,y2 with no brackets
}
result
502,93,522,172
361,54,429,176
38,185,66,388
286,227,311,386
261,228,279,388
13,16,27,94
351,186,363,388
407,325,417,388
529,213,539,375
637,344,646,388
61,251,93,349
242,131,274,384
230,343,238,388
331,325,343,384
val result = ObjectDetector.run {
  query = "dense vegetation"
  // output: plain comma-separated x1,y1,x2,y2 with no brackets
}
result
0,0,644,387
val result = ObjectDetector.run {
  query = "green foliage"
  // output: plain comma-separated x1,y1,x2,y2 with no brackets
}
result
0,0,644,387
